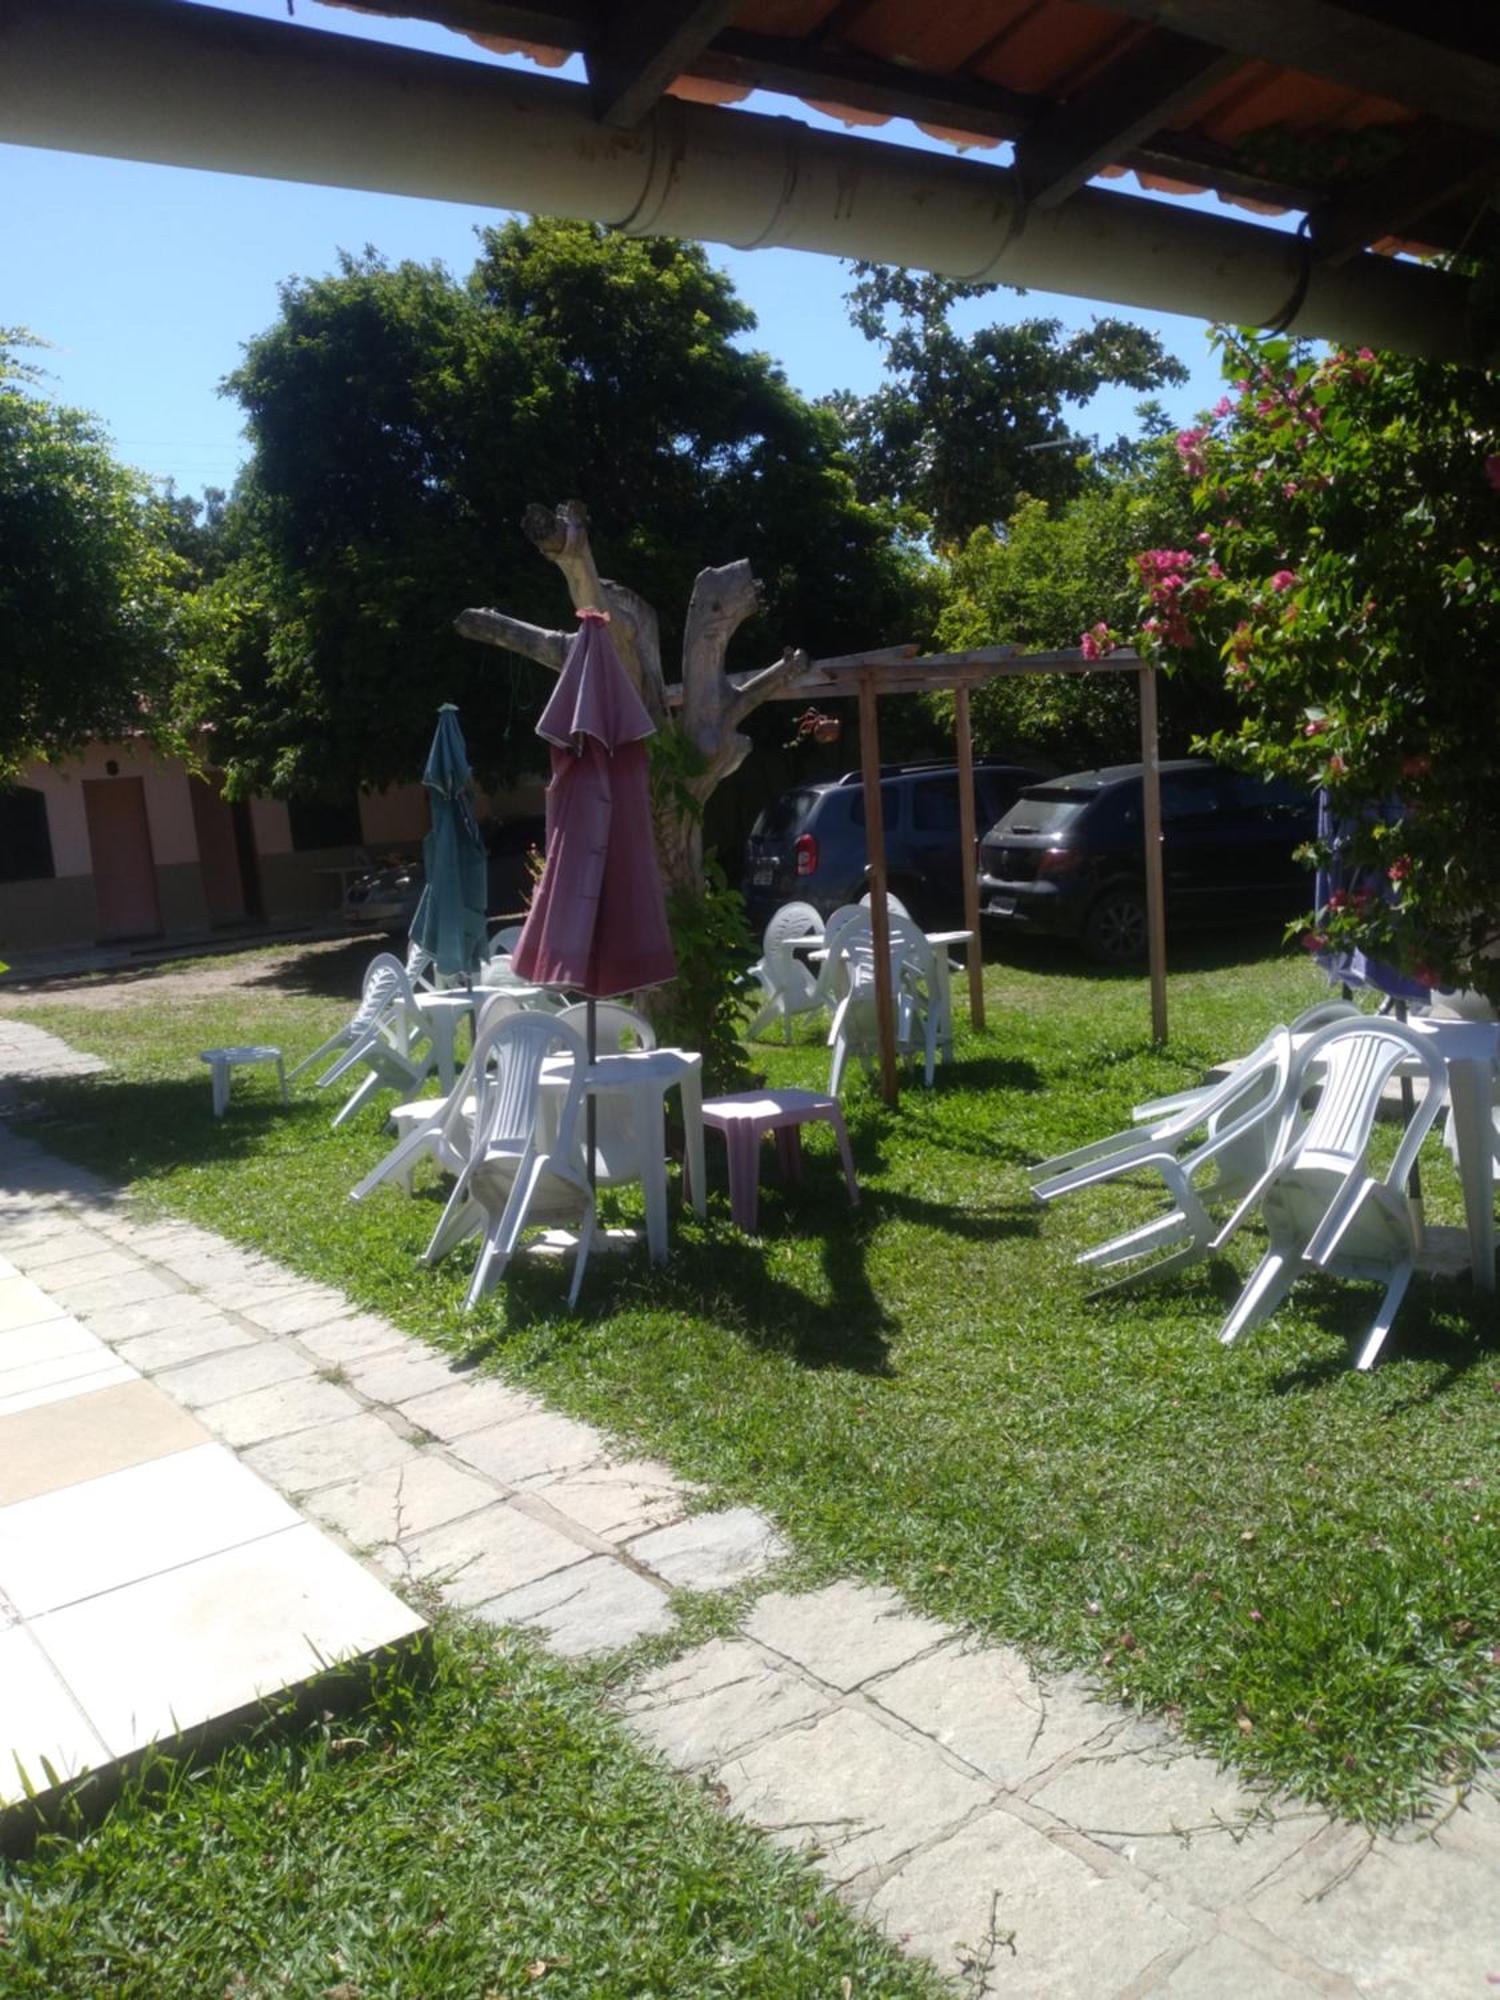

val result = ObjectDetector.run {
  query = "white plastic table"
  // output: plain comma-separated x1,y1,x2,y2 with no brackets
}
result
921,929,972,1057
413,989,475,1092
539,1047,706,1263
199,1045,287,1118
1408,1015,1499,1292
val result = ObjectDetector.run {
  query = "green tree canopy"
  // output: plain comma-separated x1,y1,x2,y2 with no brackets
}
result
1121,330,1500,1000
930,449,1223,767
828,266,1188,542
0,334,185,778
193,222,929,799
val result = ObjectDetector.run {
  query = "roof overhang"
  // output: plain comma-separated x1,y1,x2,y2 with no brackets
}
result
0,0,1489,361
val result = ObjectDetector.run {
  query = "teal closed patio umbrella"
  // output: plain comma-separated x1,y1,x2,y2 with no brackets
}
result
409,704,487,981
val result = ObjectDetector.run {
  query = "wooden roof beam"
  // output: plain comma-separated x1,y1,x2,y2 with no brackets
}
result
587,0,742,129
1310,121,1500,264
1101,0,1500,140
1013,26,1239,210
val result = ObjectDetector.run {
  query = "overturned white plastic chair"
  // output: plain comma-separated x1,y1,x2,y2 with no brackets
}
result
748,902,827,1043
860,889,912,920
1217,1016,1446,1369
1128,998,1364,1128
1031,1027,1297,1290
422,1012,596,1311
294,952,435,1128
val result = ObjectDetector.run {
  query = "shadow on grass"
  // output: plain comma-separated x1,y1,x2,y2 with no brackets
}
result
242,936,391,1001
1263,1272,1500,1393
984,919,1296,982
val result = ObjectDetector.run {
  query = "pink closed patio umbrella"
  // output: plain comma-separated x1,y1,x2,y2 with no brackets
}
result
511,608,676,1182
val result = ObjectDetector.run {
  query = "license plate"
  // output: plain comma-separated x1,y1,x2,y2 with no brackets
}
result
753,865,775,886
987,895,1017,916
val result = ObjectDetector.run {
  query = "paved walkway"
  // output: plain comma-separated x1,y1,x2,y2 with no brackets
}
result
2,1015,1498,1996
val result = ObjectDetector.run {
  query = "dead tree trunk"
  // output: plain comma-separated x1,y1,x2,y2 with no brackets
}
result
455,500,809,900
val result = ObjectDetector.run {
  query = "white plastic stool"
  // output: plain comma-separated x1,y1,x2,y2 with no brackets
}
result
200,1045,288,1118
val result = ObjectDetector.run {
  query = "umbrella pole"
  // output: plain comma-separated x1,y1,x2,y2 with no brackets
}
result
586,997,597,1193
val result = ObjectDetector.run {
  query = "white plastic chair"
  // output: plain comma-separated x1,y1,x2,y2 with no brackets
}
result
350,991,531,1202
748,902,827,1043
556,1000,657,1052
1031,1028,1297,1289
487,924,525,958
294,952,435,1128
826,924,933,1096
1217,1017,1447,1369
422,1012,596,1311
860,889,912,920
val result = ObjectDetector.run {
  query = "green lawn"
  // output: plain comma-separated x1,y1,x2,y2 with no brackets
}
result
2,1623,944,2000
5,932,1499,1826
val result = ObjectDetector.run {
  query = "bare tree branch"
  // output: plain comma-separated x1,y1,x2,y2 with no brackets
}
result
724,646,810,731
452,607,569,671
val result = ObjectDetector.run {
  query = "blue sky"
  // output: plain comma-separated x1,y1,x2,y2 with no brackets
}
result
1,0,1254,501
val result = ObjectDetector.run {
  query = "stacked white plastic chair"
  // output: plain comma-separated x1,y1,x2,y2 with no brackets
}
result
350,989,530,1201
748,902,826,1043
422,1011,596,1311
290,951,435,1128
1126,998,1363,1128
1216,1015,1446,1369
826,915,935,1096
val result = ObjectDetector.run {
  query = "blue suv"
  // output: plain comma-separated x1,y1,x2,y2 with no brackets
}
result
743,761,1042,929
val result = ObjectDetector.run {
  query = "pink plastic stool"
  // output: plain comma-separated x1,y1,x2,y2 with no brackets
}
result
699,1088,859,1233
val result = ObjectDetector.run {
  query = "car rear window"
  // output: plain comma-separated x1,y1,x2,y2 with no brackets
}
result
1000,789,1096,835
752,789,820,840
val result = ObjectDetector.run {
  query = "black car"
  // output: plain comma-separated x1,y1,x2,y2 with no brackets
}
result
743,760,1044,929
978,759,1315,963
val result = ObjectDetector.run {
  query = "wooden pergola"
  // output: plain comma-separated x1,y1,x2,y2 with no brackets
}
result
760,644,1167,1105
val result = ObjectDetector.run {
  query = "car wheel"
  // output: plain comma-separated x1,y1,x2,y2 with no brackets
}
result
1083,886,1148,964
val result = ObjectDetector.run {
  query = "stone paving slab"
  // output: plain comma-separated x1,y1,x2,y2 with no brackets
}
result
1028,1712,1328,1912
866,1636,1108,1788
745,1580,949,1689
856,1805,1194,1996
627,1505,789,1591
475,1554,676,1656
623,1637,835,1770
718,1702,993,1884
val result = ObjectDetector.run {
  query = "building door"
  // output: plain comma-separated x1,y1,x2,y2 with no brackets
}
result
188,774,247,925
84,777,162,939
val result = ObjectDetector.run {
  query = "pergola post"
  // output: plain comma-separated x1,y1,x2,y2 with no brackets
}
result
857,671,901,1106
952,681,986,1033
1138,662,1169,1044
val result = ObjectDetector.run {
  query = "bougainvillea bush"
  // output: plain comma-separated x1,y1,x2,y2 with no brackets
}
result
1109,329,1500,1002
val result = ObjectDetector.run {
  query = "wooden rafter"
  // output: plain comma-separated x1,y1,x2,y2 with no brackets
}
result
1311,120,1500,265
1013,26,1240,210
1101,0,1500,140
588,0,742,128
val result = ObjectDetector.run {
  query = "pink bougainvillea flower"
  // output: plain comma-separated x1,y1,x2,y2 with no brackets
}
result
1326,754,1348,777
1270,569,1299,592
1402,753,1432,779
1080,621,1116,662
1326,890,1349,912
1388,856,1413,883
1301,931,1330,953
1484,454,1500,492
1303,719,1328,738
1213,395,1233,418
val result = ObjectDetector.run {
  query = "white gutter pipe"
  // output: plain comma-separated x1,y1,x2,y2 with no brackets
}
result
0,0,1479,362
